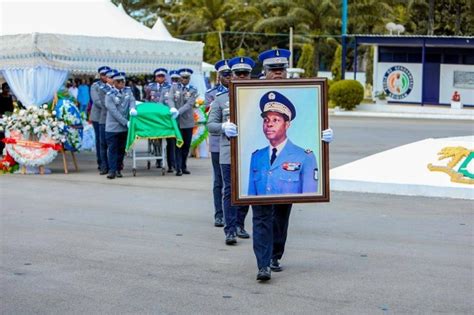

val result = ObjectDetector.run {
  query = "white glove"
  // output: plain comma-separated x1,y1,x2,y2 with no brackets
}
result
170,107,179,119
127,121,131,129
322,128,333,143
129,108,138,116
222,121,238,137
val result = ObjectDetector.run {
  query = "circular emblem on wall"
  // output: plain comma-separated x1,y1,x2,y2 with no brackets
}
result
382,65,414,100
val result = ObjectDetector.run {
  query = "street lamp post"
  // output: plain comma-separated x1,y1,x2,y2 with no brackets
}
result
341,0,347,80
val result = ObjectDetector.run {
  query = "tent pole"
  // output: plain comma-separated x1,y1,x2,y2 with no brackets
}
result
218,32,225,60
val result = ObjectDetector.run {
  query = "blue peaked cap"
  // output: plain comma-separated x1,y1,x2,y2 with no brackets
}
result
178,68,193,77
214,59,230,72
154,68,168,76
105,69,118,78
169,70,180,78
258,49,291,68
98,66,111,74
259,91,296,121
112,71,126,81
228,57,255,71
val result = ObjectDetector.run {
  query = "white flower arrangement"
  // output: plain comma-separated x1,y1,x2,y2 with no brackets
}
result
1,106,66,143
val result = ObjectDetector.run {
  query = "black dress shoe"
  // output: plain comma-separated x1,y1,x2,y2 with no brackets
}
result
167,168,174,173
256,267,271,281
99,170,108,175
270,259,282,272
106,173,116,179
214,218,224,227
225,232,237,245
155,160,162,168
116,171,123,178
182,169,191,175
236,226,250,239
176,170,183,176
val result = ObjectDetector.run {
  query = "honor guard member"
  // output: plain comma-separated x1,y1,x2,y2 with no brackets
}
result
206,60,232,228
248,91,318,195
247,48,334,281
167,68,196,176
145,68,171,103
97,68,118,175
90,66,110,172
205,60,231,106
105,71,136,179
145,68,174,170
207,56,255,245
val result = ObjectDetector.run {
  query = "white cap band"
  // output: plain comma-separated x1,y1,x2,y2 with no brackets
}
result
217,65,231,72
263,102,292,120
262,57,289,66
231,63,252,71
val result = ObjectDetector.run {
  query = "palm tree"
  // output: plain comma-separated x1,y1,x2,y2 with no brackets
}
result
254,0,338,75
168,0,240,62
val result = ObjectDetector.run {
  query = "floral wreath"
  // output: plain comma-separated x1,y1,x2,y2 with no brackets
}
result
1,106,66,167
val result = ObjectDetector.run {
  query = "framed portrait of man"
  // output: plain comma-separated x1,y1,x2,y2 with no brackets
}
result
229,79,329,205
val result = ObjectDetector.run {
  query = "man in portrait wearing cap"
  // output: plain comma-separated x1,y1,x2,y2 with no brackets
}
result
167,68,196,176
205,60,232,228
144,68,174,171
207,56,254,245
104,71,136,179
90,66,110,173
248,90,318,195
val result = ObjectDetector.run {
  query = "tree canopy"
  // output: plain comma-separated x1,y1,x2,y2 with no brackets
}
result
113,0,473,75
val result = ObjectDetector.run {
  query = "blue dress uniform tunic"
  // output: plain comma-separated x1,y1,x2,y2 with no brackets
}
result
205,84,227,108
248,140,318,195
145,82,171,104
105,84,135,176
105,86,135,133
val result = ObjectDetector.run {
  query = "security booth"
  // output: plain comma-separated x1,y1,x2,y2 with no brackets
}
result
353,35,474,106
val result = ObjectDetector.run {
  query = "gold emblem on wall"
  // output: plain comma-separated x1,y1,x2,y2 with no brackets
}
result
428,146,474,184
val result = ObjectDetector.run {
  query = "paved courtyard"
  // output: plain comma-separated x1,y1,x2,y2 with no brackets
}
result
1,117,473,314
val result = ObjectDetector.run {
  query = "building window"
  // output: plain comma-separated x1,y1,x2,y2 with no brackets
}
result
443,54,460,64
407,53,422,63
379,52,393,62
393,53,407,62
426,54,441,63
463,54,474,65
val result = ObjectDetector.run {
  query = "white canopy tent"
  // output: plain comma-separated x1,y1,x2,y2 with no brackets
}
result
0,0,205,107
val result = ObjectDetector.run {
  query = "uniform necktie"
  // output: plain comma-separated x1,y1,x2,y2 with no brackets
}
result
270,148,277,165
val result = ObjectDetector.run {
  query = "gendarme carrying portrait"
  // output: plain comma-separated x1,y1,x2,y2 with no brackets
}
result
230,79,329,205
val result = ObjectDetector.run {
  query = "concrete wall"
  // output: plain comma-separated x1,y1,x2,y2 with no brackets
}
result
439,64,474,105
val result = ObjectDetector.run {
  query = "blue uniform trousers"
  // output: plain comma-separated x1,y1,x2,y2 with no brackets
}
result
106,131,127,174
92,121,101,168
99,124,108,172
175,127,192,171
252,203,292,269
272,204,292,260
252,205,273,269
166,138,176,169
221,163,249,235
211,152,223,220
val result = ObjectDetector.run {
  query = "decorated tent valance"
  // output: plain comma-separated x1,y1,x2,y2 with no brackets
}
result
0,33,203,75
